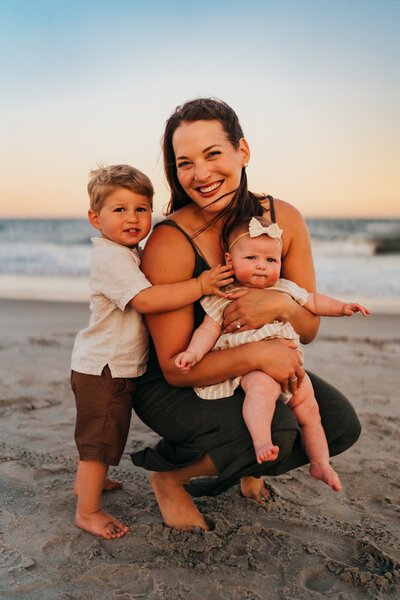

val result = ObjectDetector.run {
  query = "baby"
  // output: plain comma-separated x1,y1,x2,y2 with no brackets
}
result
175,216,369,492
71,164,232,539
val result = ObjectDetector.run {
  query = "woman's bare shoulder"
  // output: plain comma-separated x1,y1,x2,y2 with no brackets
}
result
141,218,195,283
271,198,311,263
273,198,305,225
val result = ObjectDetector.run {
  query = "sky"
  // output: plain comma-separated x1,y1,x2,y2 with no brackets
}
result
0,0,399,219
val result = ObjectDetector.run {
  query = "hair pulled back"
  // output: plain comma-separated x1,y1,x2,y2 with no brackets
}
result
162,98,266,244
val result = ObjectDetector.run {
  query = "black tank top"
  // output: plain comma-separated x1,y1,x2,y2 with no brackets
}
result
145,219,209,373
145,198,276,372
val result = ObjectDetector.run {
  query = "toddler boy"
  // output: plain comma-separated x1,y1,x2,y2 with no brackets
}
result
71,165,232,539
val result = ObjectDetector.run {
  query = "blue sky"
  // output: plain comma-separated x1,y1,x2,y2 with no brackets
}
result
1,0,399,217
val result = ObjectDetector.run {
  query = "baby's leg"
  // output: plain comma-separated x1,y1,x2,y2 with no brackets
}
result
289,375,341,491
241,371,281,464
75,460,129,539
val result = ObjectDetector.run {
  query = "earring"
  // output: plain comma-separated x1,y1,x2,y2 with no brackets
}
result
243,163,249,168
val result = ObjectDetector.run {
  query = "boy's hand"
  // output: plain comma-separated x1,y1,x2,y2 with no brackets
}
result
198,265,234,297
175,351,198,372
342,302,370,317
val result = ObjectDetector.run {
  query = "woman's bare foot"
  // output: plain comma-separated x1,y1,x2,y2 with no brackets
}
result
309,462,342,491
150,471,209,531
253,441,279,464
74,477,123,496
240,476,271,504
75,508,129,539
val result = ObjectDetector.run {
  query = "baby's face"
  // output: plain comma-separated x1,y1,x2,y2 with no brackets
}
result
89,187,152,248
225,235,282,288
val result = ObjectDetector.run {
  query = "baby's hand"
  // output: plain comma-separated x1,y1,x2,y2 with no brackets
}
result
198,265,234,297
175,351,198,372
342,302,370,317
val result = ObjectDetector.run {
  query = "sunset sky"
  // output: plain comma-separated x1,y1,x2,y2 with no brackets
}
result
1,0,399,219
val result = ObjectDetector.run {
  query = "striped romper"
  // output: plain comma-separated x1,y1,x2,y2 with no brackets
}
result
194,278,308,400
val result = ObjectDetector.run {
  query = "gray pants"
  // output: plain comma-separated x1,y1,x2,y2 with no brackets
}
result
131,370,361,497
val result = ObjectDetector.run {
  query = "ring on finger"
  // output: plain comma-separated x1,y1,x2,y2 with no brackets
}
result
236,320,241,329
289,377,298,383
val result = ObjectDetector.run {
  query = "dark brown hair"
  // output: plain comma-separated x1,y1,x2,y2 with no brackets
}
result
162,98,265,244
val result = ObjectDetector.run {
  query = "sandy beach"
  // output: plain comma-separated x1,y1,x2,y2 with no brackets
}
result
1,298,399,599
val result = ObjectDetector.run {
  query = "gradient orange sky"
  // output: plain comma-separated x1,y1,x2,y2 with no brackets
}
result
1,1,399,219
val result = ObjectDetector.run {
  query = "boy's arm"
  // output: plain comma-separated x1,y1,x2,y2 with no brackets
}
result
131,264,233,314
305,293,370,317
175,315,222,371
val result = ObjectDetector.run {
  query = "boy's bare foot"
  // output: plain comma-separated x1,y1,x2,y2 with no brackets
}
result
150,471,209,531
240,476,271,504
75,508,129,539
103,477,123,491
253,441,279,464
309,462,342,491
74,477,123,496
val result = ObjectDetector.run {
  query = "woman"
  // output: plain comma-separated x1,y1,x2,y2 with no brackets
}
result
131,98,361,531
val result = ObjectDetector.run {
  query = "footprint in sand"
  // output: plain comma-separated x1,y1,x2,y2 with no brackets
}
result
301,537,400,596
0,541,35,591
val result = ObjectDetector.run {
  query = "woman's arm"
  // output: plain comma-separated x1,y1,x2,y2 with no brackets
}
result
141,224,304,391
223,201,320,343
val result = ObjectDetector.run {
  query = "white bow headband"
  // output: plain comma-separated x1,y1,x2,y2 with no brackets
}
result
228,217,283,250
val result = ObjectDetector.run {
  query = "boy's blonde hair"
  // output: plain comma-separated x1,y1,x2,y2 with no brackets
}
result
88,164,154,212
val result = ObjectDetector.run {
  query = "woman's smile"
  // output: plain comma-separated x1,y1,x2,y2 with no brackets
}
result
196,180,223,197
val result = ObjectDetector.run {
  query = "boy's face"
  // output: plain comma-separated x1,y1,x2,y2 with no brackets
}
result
88,188,152,248
225,235,282,289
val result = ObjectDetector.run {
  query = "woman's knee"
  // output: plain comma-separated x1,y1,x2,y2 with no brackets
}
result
307,371,362,454
272,427,299,458
330,412,361,457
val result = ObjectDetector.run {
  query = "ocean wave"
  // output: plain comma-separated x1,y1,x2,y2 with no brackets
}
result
0,242,91,276
1,218,399,299
314,253,400,297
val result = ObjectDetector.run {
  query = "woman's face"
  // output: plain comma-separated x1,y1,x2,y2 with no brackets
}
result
172,120,250,214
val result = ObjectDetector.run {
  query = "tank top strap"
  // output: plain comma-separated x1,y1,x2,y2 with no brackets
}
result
153,219,209,277
267,195,276,223
154,219,198,252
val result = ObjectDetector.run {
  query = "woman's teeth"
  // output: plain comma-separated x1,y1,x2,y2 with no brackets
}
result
199,181,221,193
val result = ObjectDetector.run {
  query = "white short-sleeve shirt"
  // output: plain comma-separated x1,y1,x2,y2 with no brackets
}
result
71,237,151,377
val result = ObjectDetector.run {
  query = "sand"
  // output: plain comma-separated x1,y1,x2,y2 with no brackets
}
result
0,298,399,599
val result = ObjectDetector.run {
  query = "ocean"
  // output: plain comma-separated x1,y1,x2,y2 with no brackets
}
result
1,217,399,311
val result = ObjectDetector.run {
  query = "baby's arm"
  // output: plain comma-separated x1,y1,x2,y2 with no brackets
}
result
131,265,233,314
304,293,370,317
175,315,222,372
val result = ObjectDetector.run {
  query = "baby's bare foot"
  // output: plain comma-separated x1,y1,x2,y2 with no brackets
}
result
254,441,279,464
75,508,129,539
240,476,271,504
150,472,209,531
309,462,342,491
74,477,123,496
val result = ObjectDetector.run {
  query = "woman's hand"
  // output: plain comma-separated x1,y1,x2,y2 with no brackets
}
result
222,288,292,333
253,338,305,394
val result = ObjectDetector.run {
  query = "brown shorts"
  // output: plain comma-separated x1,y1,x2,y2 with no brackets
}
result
71,366,137,466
